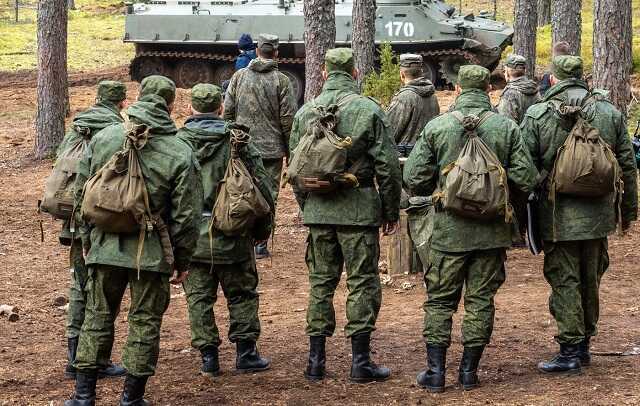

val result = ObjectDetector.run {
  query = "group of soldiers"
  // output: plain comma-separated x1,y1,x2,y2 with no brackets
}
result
58,32,637,406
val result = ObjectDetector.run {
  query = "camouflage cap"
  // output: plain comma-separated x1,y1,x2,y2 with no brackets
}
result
139,75,176,105
325,48,354,73
399,53,423,68
97,80,126,104
191,83,222,113
258,33,279,50
457,65,490,90
505,54,527,69
552,55,583,80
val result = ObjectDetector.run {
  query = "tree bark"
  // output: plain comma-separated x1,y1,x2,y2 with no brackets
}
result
552,0,582,55
35,0,68,159
537,0,551,26
303,0,336,101
513,0,537,78
593,0,632,115
352,0,376,88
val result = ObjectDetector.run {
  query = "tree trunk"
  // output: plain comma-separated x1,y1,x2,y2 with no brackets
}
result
593,0,632,115
35,0,68,159
537,0,551,26
552,0,582,55
513,0,537,79
303,0,336,101
352,0,376,88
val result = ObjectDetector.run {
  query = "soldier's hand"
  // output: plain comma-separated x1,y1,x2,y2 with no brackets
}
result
382,221,399,236
170,269,189,285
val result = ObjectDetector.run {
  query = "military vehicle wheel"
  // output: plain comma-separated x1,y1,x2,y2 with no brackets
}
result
130,56,171,82
439,56,471,85
422,61,439,84
280,66,305,105
175,60,214,88
212,63,236,87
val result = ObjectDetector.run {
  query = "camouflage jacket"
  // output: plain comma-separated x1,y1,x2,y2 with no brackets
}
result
74,95,202,274
223,58,295,160
387,78,440,145
289,71,402,226
404,89,538,252
521,79,638,242
57,102,124,245
177,114,274,265
496,76,540,124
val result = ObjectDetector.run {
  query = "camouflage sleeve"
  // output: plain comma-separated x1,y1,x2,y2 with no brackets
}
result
403,124,438,196
244,143,275,241
72,136,95,251
223,73,239,122
520,112,542,171
614,117,639,225
370,112,402,223
288,111,308,210
56,128,77,157
505,122,538,195
169,152,203,272
386,94,412,144
278,73,295,155
496,89,520,123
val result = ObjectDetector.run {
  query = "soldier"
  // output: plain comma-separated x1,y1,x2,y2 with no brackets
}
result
224,33,296,259
404,65,537,392
496,54,540,124
65,75,202,406
521,56,638,375
387,53,440,147
289,48,402,383
177,84,274,377
539,42,571,97
58,81,128,380
235,33,256,71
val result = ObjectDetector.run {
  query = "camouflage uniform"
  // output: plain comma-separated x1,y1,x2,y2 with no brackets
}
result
496,55,541,124
72,76,201,380
177,84,274,356
521,57,638,352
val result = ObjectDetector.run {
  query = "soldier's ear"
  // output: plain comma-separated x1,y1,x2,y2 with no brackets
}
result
352,67,359,80
322,68,328,81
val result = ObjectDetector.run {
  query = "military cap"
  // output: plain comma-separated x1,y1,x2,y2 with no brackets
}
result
457,65,491,90
258,33,279,50
325,48,354,73
399,53,423,68
97,80,126,104
139,75,176,105
191,83,222,113
552,55,583,80
505,54,527,69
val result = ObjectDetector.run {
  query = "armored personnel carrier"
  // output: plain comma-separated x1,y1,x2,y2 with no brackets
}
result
125,0,513,101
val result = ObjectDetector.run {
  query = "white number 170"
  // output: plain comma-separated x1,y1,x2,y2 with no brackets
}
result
384,21,415,37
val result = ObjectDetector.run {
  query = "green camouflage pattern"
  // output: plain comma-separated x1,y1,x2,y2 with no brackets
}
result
139,75,176,104
223,58,295,160
457,65,490,89
74,265,170,376
183,261,261,349
387,78,440,144
96,80,127,104
325,47,354,73
404,88,538,252
504,54,527,69
262,158,283,207
176,114,274,264
66,240,89,338
423,248,506,347
190,83,222,113
521,79,638,241
552,55,583,80
74,94,202,273
289,71,402,227
305,225,381,337
543,239,609,345
496,76,540,124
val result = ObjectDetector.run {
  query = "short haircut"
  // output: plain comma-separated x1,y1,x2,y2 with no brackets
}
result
401,66,423,79
258,47,276,59
553,42,571,57
507,67,526,78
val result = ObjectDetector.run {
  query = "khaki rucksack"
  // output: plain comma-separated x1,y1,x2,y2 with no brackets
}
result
287,93,361,194
210,127,271,238
40,126,90,220
435,111,512,222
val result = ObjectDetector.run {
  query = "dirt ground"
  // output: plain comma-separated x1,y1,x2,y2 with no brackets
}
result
0,70,639,406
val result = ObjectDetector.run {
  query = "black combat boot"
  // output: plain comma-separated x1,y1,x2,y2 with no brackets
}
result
577,338,591,366
458,346,485,390
235,340,271,373
200,346,221,377
98,361,127,379
120,374,149,406
304,336,326,381
254,242,270,259
537,344,582,374
65,337,79,379
64,370,98,406
416,345,447,393
349,333,391,383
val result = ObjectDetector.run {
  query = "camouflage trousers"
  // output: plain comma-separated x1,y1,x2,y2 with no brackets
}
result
543,239,609,345
263,158,283,207
305,225,382,337
66,240,89,338
423,248,506,347
183,261,260,350
74,265,170,377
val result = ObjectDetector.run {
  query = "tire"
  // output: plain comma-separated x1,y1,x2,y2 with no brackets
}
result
422,60,439,84
279,66,305,106
130,56,171,82
174,59,214,89
211,63,236,87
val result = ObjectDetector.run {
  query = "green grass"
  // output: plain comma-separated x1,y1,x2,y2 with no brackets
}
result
0,0,133,72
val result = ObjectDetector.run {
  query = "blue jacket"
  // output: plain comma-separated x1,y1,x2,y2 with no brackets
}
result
235,49,257,70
